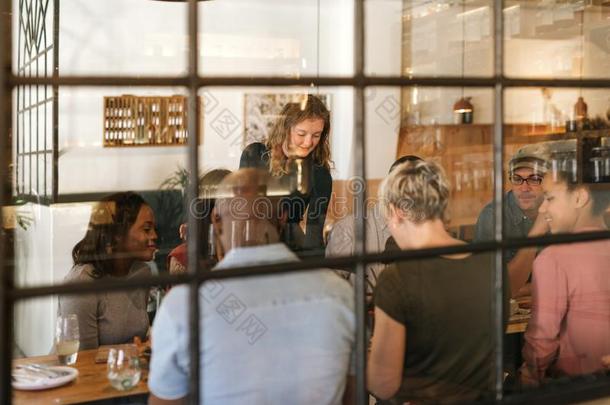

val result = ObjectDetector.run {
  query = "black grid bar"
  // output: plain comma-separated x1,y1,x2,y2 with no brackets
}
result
15,0,21,196
28,80,32,196
36,57,39,196
1,0,11,402
8,74,610,88
9,229,610,301
52,0,58,201
186,0,201,402
492,0,505,400
353,0,367,403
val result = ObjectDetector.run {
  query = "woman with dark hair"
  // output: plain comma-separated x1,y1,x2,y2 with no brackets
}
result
521,169,610,384
58,192,158,350
240,94,332,253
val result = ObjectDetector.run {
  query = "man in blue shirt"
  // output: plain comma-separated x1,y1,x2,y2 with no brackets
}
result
474,145,550,297
149,168,355,405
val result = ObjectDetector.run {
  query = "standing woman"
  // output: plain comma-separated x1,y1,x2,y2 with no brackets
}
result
240,94,332,253
58,192,158,350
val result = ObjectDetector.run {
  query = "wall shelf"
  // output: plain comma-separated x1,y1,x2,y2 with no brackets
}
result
103,95,192,147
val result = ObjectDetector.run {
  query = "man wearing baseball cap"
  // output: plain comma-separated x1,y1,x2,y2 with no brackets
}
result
474,144,550,298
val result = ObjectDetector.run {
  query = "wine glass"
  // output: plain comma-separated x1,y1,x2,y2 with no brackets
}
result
55,314,80,365
107,345,141,391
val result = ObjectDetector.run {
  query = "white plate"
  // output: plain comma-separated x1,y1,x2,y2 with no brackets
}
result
12,366,79,391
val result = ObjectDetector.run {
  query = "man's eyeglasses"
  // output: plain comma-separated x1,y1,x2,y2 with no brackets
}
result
509,174,543,186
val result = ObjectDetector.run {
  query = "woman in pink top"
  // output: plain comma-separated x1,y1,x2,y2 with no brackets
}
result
521,169,610,385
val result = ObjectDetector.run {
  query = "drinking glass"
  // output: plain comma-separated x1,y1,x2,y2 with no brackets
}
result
107,345,141,391
55,314,80,365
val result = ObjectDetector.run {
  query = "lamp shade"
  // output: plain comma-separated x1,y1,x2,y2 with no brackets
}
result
453,96,473,113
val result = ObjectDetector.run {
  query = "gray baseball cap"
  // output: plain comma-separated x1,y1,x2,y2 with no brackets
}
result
509,143,549,174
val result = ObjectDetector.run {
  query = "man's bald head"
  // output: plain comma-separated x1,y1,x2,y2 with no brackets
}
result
213,169,284,255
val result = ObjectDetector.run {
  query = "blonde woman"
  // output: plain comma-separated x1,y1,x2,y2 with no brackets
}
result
367,160,508,404
240,94,332,253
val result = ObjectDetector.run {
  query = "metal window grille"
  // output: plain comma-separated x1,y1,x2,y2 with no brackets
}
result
1,1,610,405
13,0,58,203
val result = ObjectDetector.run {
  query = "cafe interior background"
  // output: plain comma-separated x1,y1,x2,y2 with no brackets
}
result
4,0,610,401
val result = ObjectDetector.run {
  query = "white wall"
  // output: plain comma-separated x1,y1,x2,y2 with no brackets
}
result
58,87,190,194
362,0,403,179
14,203,93,356
13,204,54,356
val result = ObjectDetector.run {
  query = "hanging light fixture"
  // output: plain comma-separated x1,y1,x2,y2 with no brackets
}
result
453,96,473,123
453,0,473,124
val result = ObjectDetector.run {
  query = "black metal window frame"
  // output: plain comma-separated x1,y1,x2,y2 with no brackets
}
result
1,1,610,404
13,0,58,204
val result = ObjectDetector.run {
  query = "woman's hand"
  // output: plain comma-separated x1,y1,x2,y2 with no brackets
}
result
133,335,151,358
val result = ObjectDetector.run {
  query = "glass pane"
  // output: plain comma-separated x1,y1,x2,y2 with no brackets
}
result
199,0,353,77
366,0,494,78
198,86,353,267
12,86,189,290
12,0,188,77
504,1,610,79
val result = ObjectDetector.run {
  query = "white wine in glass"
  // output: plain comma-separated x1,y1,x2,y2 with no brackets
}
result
55,314,80,365
56,340,80,365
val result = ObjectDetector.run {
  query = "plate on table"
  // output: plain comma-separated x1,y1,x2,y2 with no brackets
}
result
12,365,78,391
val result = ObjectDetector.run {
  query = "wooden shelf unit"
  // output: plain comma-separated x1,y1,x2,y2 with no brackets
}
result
396,123,610,230
103,95,193,147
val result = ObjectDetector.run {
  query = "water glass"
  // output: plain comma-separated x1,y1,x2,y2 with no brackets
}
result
107,345,141,391
55,314,80,365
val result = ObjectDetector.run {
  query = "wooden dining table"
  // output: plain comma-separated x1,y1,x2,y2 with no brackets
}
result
12,349,149,405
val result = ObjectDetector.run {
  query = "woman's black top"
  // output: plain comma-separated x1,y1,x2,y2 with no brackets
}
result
239,142,332,253
374,252,509,404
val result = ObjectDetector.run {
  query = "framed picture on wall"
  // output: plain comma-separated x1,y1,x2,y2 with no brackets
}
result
243,93,331,148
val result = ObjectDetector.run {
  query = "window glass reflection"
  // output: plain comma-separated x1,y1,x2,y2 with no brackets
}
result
504,1,610,79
